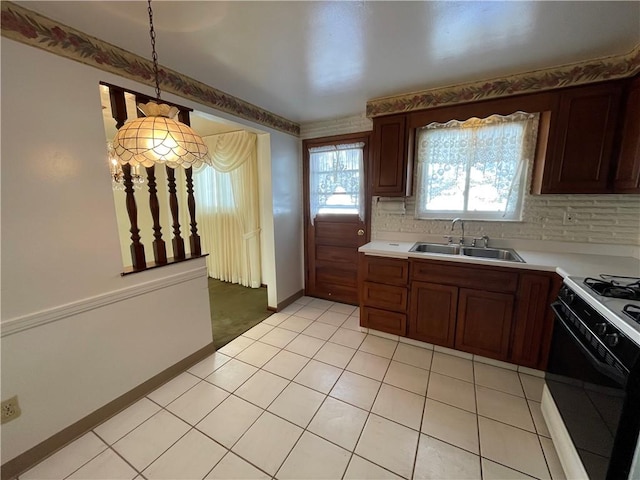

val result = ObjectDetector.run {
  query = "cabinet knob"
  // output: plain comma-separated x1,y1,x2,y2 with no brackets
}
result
357,229,365,236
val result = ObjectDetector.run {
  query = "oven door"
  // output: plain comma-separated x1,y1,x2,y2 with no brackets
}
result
546,302,627,480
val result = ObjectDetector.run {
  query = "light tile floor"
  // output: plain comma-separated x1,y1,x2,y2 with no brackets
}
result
20,297,567,480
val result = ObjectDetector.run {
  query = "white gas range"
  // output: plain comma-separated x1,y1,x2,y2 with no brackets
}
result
563,275,640,346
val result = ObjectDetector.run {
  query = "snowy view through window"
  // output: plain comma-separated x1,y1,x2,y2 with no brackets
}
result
416,113,537,220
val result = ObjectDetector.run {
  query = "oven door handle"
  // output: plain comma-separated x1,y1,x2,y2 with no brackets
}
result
551,302,627,386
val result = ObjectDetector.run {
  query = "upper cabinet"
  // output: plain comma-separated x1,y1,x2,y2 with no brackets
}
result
533,81,623,194
370,78,639,196
614,75,640,193
371,114,411,196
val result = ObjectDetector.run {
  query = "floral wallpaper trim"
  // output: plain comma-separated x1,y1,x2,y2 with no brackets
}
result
0,2,300,136
367,45,640,117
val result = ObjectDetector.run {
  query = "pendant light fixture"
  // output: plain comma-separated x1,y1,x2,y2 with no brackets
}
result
111,0,210,169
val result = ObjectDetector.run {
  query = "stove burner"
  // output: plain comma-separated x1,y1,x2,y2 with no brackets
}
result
584,277,640,301
623,304,640,324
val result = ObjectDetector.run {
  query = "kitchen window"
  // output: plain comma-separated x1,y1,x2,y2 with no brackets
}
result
415,111,539,221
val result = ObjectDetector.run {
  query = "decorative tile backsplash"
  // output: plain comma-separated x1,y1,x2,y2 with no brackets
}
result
372,194,640,246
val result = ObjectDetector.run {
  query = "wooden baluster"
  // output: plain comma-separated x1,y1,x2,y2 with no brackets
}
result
146,165,167,264
166,166,186,259
185,167,202,256
178,109,202,256
109,86,127,129
110,86,147,270
123,164,146,270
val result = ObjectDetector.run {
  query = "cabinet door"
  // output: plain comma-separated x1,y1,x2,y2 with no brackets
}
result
542,82,623,193
455,288,514,361
371,115,408,196
614,76,640,193
510,273,557,369
361,306,406,336
409,281,457,347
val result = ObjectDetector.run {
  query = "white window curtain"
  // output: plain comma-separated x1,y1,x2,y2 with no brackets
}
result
309,143,365,225
195,131,261,288
415,112,539,220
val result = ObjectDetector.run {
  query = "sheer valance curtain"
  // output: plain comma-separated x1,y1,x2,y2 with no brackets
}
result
194,131,261,288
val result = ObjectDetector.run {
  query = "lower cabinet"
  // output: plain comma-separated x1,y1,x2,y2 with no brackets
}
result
360,254,560,370
409,282,457,347
455,288,514,360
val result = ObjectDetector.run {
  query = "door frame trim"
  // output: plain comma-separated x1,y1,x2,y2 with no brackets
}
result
302,132,372,298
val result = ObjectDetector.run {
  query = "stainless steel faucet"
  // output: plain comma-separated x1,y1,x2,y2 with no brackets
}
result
451,218,465,245
472,235,490,248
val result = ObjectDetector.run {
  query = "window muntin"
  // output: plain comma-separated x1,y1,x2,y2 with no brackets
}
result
415,112,538,221
309,142,365,223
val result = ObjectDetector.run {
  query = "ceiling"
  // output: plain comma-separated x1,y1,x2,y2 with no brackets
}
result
17,1,640,125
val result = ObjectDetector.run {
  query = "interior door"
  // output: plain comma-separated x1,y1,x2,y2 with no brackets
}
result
303,132,371,305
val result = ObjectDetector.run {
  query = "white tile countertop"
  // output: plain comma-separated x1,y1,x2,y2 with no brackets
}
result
359,237,640,280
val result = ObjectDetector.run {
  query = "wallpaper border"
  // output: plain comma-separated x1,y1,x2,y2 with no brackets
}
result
366,45,640,117
0,1,300,136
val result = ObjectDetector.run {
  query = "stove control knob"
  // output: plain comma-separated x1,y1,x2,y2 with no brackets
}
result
562,288,576,304
595,323,608,336
605,333,620,348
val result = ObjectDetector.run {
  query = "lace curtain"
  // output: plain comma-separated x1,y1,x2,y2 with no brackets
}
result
195,131,261,288
309,142,365,225
415,112,539,220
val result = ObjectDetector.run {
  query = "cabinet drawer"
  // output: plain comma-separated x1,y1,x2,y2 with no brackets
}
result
362,281,408,312
361,306,406,336
362,256,409,286
411,260,518,293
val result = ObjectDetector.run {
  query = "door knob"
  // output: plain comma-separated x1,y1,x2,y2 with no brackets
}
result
357,229,365,236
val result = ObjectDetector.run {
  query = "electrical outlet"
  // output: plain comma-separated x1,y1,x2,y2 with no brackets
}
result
563,211,577,225
1,396,21,424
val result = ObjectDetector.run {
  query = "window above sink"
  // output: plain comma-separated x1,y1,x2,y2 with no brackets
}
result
414,111,539,222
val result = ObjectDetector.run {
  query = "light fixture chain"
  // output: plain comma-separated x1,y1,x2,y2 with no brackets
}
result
147,0,161,101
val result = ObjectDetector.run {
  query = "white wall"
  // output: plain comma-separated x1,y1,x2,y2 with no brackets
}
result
269,134,304,304
0,37,303,463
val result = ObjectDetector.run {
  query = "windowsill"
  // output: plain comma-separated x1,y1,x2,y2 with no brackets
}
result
121,253,208,276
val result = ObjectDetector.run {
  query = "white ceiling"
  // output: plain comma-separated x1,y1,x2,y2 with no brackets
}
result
17,1,640,125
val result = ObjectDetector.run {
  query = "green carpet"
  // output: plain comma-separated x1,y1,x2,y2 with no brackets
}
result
208,278,271,350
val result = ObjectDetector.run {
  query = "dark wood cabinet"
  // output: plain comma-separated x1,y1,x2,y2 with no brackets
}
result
455,288,514,360
371,115,410,196
368,79,637,197
409,281,457,347
533,82,623,193
614,76,640,193
408,259,518,360
357,256,559,369
359,254,408,336
510,272,561,369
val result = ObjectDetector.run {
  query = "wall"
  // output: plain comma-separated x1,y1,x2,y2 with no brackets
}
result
269,134,304,304
300,114,373,139
372,194,640,246
0,37,302,464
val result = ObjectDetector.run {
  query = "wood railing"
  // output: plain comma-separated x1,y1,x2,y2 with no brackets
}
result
106,82,204,274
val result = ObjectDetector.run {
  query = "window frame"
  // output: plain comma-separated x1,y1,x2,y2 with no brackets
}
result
413,112,538,222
